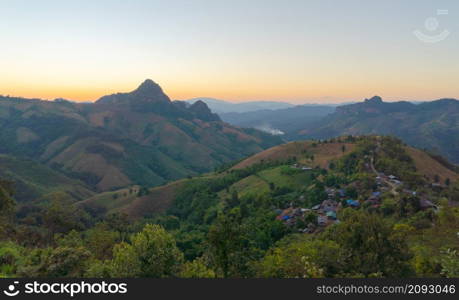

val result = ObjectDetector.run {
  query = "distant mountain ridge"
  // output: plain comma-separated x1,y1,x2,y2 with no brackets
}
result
0,80,282,201
184,98,295,113
299,96,459,163
220,105,335,139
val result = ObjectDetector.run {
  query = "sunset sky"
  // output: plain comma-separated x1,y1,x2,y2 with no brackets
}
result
1,0,458,103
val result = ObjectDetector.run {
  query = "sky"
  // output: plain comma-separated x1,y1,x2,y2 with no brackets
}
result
0,0,458,104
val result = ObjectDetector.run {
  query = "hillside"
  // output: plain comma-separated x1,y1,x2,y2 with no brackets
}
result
0,154,94,203
3,135,459,279
232,140,355,170
298,96,459,163
155,135,459,277
0,80,282,193
79,180,187,219
84,136,458,219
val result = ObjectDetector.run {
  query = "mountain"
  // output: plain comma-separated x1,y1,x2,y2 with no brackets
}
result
220,105,335,138
298,96,459,163
0,80,282,196
184,98,295,113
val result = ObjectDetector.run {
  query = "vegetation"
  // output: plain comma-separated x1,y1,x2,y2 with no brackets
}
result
1,136,458,278
300,97,459,164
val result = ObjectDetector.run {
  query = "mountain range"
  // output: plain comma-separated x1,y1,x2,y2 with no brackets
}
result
0,80,282,202
298,96,459,163
219,105,335,138
184,98,295,113
213,95,459,164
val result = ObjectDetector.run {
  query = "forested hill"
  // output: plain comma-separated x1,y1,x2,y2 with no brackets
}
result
298,96,459,163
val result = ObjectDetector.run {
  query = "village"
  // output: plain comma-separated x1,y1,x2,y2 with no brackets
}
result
275,163,438,234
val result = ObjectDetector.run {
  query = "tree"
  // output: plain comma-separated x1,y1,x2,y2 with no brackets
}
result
440,249,459,278
42,195,84,243
0,180,15,239
0,241,23,277
109,224,183,278
137,186,150,197
180,257,216,278
0,179,15,220
85,223,119,260
434,174,440,183
226,190,239,208
18,246,91,277
323,210,414,277
108,242,140,277
256,237,341,278
207,208,252,278
105,213,130,242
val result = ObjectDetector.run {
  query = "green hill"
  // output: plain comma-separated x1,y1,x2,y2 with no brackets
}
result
0,80,282,192
82,136,458,220
0,154,94,203
298,96,459,164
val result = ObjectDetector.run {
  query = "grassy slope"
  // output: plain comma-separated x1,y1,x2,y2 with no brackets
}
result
232,141,355,169
0,154,94,203
406,147,459,183
80,180,187,218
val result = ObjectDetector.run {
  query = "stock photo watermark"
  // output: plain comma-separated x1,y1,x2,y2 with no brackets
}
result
1,280,128,298
413,9,450,43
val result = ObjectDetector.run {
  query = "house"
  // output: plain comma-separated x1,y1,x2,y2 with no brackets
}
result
321,200,338,212
338,189,346,197
311,204,321,210
388,175,397,180
403,189,416,196
346,199,360,207
302,167,313,171
317,216,327,226
302,223,316,234
292,208,303,217
276,207,293,220
326,211,337,220
365,198,380,206
431,183,443,188
372,191,381,198
325,188,336,198
420,199,438,210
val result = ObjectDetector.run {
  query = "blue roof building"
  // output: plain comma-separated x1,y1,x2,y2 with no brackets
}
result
346,199,360,207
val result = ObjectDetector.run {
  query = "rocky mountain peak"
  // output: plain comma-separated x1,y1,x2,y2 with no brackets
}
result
189,100,221,121
364,96,383,104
